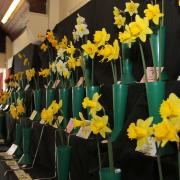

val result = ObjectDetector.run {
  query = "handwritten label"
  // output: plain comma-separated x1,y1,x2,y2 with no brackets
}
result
6,144,18,156
76,124,91,139
29,110,37,121
66,119,74,133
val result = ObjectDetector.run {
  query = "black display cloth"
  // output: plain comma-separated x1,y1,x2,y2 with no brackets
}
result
0,81,179,180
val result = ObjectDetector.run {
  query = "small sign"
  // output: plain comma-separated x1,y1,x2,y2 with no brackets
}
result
24,84,30,91
6,144,18,156
29,110,37,121
66,118,74,134
135,137,156,157
16,87,21,92
3,105,9,111
76,77,84,87
15,170,32,180
76,125,91,139
140,67,164,83
40,120,45,124
52,80,60,89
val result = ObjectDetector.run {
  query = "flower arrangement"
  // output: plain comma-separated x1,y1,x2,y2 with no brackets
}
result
127,93,180,180
0,91,11,105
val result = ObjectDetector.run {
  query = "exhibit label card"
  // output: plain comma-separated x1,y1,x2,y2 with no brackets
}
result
6,144,18,156
29,110,37,121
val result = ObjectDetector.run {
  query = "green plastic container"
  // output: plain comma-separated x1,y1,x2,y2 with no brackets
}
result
58,88,70,129
72,87,85,119
57,145,72,180
86,86,100,120
18,128,32,165
14,123,22,158
110,84,128,142
45,88,55,108
146,81,165,124
121,44,136,84
99,168,121,180
34,89,41,112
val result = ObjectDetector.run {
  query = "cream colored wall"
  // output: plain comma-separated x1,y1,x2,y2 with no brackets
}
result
0,53,6,68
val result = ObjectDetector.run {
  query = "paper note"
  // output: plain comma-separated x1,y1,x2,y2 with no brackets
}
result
24,84,30,91
76,125,91,139
66,119,74,134
29,110,37,121
6,144,18,156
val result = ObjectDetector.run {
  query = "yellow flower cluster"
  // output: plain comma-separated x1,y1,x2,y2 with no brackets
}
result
10,98,25,120
26,68,35,82
0,91,11,105
73,92,111,138
46,31,58,48
39,68,50,78
127,93,180,150
41,100,62,125
113,7,126,29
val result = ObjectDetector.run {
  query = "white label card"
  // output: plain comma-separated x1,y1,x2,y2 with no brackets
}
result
65,118,74,134
29,110,37,121
24,84,30,91
52,80,60,89
16,87,21,92
76,77,84,87
6,144,18,156
76,125,91,139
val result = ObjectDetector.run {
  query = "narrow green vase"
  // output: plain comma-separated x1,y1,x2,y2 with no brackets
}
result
45,88,55,108
58,88,70,129
99,168,121,180
15,123,22,158
121,44,136,84
34,89,41,112
18,128,32,165
83,55,92,86
13,91,18,103
72,87,85,119
145,81,165,124
0,112,6,139
110,84,128,142
57,145,72,180
86,86,100,120
150,26,168,80
17,91,24,99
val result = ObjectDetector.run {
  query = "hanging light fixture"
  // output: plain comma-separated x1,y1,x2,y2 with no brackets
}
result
1,0,21,24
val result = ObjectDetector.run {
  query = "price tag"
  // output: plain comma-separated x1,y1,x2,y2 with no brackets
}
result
52,80,60,89
6,144,18,155
76,125,91,139
24,84,30,91
66,118,74,133
135,137,156,157
29,110,37,121
76,77,84,87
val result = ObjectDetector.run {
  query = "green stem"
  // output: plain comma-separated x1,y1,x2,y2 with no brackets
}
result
119,56,123,82
161,0,164,27
92,60,94,86
107,139,114,173
114,61,117,83
97,139,102,171
177,143,180,180
139,41,148,82
156,143,163,180
149,38,158,81
111,62,116,83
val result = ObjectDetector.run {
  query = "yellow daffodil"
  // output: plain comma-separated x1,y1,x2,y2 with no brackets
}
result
127,117,153,150
26,68,35,81
24,58,29,66
0,92,11,104
113,7,120,16
90,114,111,138
57,36,68,50
16,103,25,115
63,68,70,79
76,14,85,25
39,68,50,78
75,23,89,38
51,39,58,47
129,15,153,42
82,93,102,115
18,53,23,59
76,57,82,67
10,104,19,120
125,1,139,16
67,57,76,70
14,72,21,81
144,4,164,25
81,40,98,59
48,100,62,115
67,42,76,56
154,118,179,147
41,108,54,125
40,43,48,52
114,15,126,29
93,28,110,47
73,112,88,128
46,31,54,42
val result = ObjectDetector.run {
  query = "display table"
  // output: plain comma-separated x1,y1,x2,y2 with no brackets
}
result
0,81,179,180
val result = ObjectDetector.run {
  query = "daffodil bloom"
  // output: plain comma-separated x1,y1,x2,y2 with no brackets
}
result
72,30,79,42
75,23,89,38
41,108,54,125
127,117,153,150
63,68,70,79
81,40,98,59
73,112,88,128
125,1,139,16
82,93,102,115
48,100,62,115
57,36,68,49
67,57,77,70
144,4,164,25
16,103,25,115
39,68,50,78
46,31,54,42
93,28,110,47
49,62,57,73
26,68,35,81
113,7,120,16
24,58,29,66
129,15,153,42
114,15,126,29
18,53,23,59
76,58,82,67
51,39,58,47
66,41,76,56
40,43,48,52
90,114,111,138
10,104,19,120
76,14,85,25
56,60,66,75
154,118,179,147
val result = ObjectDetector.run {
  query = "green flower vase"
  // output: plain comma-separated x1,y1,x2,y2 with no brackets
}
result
13,91,18,103
58,88,70,129
86,86,100,120
57,145,72,180
83,55,92,86
121,44,136,84
14,123,22,158
110,84,128,142
17,91,24,99
18,128,32,165
34,89,41,120
45,88,55,108
99,168,121,180
150,26,168,80
145,81,165,124
0,112,6,139
72,87,85,119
